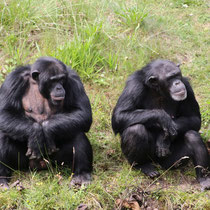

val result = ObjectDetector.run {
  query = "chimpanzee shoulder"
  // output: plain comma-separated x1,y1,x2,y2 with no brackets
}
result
0,65,31,111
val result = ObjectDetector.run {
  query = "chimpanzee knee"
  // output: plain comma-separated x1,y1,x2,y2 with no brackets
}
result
72,133,93,175
185,130,201,143
53,132,92,175
0,132,28,185
184,130,210,180
184,130,205,152
121,124,154,166
53,133,92,187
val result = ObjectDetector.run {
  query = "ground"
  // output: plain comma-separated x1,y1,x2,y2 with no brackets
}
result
0,0,209,209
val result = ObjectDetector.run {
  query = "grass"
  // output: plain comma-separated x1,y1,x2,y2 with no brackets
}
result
0,0,210,209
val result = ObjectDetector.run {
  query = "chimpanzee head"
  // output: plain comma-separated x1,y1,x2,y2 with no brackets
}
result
31,57,68,106
144,59,187,101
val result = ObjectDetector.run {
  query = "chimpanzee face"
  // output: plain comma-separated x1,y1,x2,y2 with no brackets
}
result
145,60,187,101
47,74,66,106
31,57,67,106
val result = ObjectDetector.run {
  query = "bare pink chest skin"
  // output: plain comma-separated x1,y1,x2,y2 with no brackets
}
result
22,79,58,122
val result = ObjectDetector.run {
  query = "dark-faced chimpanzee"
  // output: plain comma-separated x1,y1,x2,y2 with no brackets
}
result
0,57,93,189
112,59,210,190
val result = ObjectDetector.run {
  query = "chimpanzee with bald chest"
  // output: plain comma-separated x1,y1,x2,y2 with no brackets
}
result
0,57,93,189
112,59,210,190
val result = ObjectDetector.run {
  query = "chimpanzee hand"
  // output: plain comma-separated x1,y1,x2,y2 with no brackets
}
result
26,122,45,160
42,120,59,156
155,134,171,158
159,111,177,139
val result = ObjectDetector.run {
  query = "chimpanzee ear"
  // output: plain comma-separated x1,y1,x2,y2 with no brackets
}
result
148,76,158,84
31,70,40,81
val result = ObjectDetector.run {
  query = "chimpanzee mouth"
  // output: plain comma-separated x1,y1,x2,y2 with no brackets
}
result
175,90,185,95
171,90,187,101
51,95,65,101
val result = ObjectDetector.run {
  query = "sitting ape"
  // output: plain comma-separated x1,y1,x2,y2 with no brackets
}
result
0,57,93,189
112,59,210,190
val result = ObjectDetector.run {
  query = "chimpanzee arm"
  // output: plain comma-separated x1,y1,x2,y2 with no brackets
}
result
0,66,38,140
173,78,201,134
0,66,46,141
112,73,175,135
42,70,92,138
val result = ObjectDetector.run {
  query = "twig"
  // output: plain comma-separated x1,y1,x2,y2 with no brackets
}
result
145,156,190,191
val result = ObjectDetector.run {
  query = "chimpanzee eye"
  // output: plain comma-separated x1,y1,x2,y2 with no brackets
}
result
168,73,181,81
51,78,64,86
59,79,65,85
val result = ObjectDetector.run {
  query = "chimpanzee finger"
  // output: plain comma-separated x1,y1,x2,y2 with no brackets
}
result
163,127,169,139
29,151,41,160
25,148,32,157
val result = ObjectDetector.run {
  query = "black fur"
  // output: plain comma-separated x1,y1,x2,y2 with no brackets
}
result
112,59,210,190
0,57,93,188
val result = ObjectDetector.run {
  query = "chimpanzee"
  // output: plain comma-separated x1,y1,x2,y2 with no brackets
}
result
0,57,93,189
112,59,210,190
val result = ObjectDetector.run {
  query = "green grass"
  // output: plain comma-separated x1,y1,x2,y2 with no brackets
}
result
0,0,209,209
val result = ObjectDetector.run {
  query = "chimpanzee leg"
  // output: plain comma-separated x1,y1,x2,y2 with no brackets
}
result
184,131,210,190
121,124,159,178
53,132,93,186
159,130,210,190
0,132,28,189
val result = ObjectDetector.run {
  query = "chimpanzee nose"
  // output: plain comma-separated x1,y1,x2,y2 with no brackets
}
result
175,80,180,86
56,84,62,90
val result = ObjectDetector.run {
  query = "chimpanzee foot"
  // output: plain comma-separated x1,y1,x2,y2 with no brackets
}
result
69,173,92,188
198,177,210,191
140,163,160,178
0,179,9,190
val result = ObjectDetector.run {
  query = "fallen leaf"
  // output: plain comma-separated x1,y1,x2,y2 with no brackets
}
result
76,204,88,210
116,198,141,210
